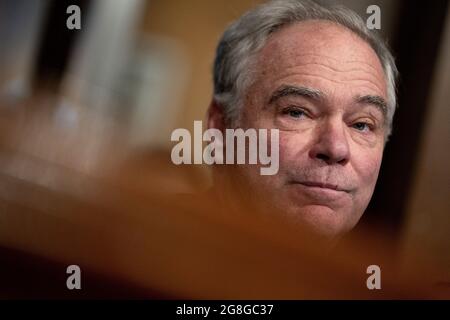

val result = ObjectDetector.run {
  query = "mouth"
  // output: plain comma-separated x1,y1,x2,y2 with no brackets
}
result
296,181,350,193
288,180,351,201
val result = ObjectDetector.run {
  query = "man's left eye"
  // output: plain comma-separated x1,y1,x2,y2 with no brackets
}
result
352,122,371,132
282,107,307,119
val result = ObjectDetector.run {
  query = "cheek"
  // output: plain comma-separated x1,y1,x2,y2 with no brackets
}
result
353,146,383,190
278,132,311,169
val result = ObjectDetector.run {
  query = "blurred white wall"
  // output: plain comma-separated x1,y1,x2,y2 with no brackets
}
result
62,0,190,148
63,0,145,111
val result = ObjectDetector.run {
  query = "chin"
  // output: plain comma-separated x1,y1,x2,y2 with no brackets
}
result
283,204,356,238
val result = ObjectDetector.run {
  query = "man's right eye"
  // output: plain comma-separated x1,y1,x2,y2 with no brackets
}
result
282,107,306,119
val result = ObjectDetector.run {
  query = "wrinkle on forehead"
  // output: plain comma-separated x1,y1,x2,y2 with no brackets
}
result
274,53,383,75
255,20,388,98
271,65,386,95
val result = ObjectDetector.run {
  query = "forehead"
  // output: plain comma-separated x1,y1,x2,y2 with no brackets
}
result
252,20,387,99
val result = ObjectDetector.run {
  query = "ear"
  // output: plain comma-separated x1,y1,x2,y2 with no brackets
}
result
206,99,226,132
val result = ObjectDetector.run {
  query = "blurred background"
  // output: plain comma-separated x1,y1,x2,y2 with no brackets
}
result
0,0,449,298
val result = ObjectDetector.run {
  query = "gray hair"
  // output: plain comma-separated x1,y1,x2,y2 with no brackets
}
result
213,0,398,138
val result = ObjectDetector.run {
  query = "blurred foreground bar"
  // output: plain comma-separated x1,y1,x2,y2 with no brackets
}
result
0,93,448,299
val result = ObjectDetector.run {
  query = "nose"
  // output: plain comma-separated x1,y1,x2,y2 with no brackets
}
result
309,119,350,165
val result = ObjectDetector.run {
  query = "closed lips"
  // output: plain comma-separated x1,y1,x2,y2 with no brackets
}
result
294,181,350,193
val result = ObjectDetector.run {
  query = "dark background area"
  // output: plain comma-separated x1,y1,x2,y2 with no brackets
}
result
360,0,449,241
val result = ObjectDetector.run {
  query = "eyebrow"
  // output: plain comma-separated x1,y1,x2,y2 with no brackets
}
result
268,84,388,120
268,85,324,104
355,95,388,119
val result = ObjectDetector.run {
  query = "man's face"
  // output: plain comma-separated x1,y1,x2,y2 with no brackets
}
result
227,21,388,237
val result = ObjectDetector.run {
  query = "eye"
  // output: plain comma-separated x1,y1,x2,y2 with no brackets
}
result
352,122,371,132
282,107,307,119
